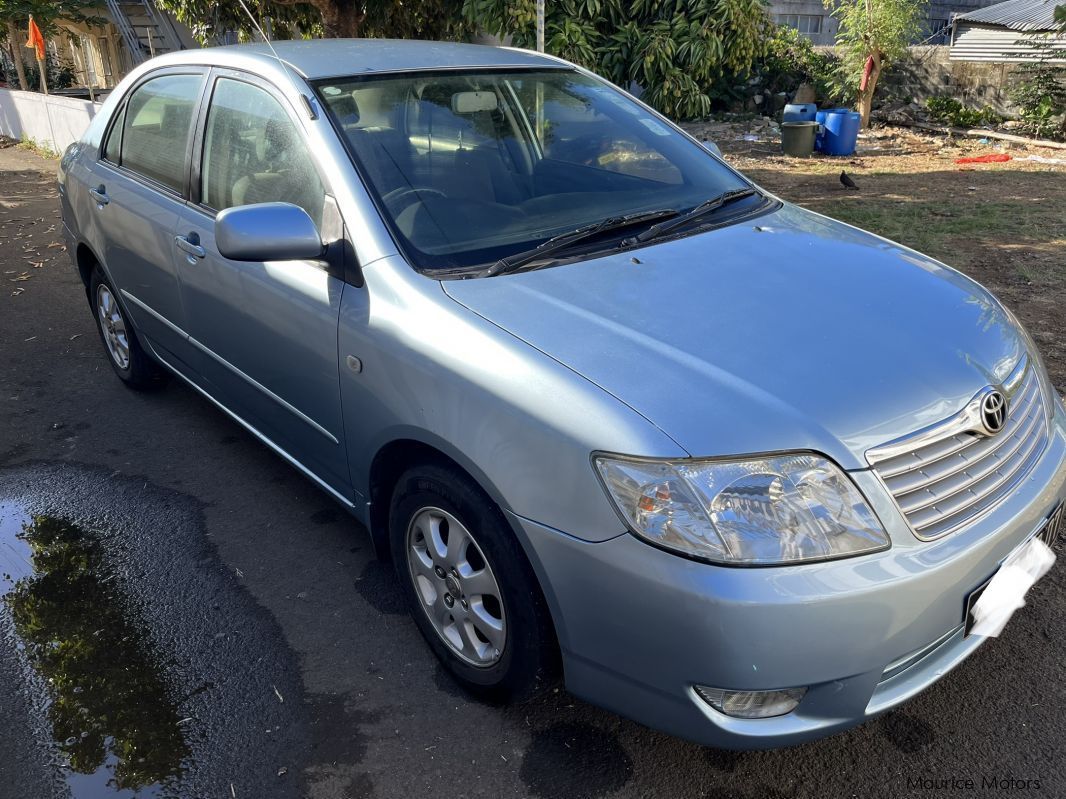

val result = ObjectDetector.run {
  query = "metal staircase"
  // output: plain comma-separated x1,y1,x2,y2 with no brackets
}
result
105,0,186,66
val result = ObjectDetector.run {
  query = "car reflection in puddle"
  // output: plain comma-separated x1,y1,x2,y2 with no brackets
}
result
0,502,189,797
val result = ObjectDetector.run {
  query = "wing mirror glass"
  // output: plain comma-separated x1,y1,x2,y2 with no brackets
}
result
215,202,324,262
702,139,723,158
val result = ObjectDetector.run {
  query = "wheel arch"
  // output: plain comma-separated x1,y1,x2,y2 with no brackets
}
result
75,242,101,293
368,434,564,678
367,436,513,558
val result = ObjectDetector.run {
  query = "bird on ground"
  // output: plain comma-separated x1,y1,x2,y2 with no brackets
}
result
840,170,859,190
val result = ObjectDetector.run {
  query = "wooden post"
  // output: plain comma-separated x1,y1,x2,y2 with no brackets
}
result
37,55,48,94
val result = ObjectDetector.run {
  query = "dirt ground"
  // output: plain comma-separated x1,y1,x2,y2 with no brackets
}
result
683,122,1066,394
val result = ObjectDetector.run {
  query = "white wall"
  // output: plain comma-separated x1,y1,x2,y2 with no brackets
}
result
0,89,98,154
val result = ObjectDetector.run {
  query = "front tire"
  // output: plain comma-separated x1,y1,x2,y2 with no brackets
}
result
89,267,167,390
389,463,558,701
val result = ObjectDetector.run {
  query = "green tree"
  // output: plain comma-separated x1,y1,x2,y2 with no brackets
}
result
0,0,100,90
464,0,772,120
827,0,923,128
153,0,471,42
1008,11,1066,141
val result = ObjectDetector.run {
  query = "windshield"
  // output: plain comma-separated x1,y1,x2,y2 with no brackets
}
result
316,69,755,272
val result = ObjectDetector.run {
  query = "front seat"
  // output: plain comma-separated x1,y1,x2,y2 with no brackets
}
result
232,119,323,225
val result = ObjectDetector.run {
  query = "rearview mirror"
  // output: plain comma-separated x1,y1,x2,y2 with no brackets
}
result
452,91,498,114
215,202,324,262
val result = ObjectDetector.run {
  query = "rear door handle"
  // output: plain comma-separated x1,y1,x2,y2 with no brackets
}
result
89,185,109,206
175,234,206,260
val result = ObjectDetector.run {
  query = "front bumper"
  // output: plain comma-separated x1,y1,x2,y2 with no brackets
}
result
510,398,1066,749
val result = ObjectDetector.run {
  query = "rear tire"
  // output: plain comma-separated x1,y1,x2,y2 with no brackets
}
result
389,462,559,701
89,266,167,390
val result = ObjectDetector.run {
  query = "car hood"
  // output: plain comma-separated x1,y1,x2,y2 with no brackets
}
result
442,203,1025,469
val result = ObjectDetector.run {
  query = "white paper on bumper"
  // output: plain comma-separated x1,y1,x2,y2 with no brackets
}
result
970,537,1056,638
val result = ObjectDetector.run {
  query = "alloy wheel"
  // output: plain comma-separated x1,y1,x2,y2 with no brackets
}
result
405,506,506,667
96,284,130,370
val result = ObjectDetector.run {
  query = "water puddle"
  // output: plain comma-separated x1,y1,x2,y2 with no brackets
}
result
0,502,190,797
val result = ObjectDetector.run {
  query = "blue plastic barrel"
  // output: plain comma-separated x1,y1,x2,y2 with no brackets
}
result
815,108,846,152
818,109,861,156
782,103,817,123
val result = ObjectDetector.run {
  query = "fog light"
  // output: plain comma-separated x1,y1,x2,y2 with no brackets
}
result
695,686,806,719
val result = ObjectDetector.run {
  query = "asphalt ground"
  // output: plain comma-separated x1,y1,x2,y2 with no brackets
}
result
0,143,1063,799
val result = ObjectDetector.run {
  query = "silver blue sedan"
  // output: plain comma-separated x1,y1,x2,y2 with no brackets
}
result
58,39,1066,749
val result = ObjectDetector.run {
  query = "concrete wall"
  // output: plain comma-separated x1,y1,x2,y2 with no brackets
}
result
0,90,98,154
882,45,1022,113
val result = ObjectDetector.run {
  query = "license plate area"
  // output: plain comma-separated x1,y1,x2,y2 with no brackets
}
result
964,501,1062,636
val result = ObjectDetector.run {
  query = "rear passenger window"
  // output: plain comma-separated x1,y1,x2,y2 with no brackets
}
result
118,74,202,192
201,78,325,228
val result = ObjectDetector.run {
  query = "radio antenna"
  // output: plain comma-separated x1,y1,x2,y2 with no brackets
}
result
234,0,318,119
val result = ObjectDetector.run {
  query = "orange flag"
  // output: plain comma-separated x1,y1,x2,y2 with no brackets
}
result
25,17,45,61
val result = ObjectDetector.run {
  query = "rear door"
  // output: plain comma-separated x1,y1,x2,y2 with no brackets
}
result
92,69,206,367
173,69,351,498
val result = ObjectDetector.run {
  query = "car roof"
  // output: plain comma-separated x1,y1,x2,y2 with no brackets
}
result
150,39,565,80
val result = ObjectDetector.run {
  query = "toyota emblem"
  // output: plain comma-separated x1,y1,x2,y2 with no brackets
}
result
980,389,1008,435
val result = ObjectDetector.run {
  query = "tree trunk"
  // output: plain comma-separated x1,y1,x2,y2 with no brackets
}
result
6,21,30,91
857,51,882,130
310,0,365,37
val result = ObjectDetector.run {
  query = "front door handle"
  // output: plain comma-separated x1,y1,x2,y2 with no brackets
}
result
175,233,206,260
89,185,109,206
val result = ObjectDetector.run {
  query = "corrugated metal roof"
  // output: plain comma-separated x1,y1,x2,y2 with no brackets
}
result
955,0,1064,31
951,21,1066,60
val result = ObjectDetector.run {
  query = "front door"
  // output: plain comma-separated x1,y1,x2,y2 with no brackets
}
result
174,71,351,498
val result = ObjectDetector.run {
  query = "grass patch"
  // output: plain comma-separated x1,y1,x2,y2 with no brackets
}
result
807,199,1059,268
19,136,59,159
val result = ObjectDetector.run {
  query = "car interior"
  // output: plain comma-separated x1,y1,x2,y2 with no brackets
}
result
319,74,699,263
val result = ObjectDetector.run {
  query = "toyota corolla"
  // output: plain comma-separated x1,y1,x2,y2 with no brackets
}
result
58,40,1066,749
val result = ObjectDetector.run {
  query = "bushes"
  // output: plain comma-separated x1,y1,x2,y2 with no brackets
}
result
743,26,847,108
1009,63,1066,140
925,96,1002,128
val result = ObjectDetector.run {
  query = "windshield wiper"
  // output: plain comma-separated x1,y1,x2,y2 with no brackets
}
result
483,208,678,277
627,188,761,245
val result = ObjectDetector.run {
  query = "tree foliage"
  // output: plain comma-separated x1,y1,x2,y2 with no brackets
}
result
464,0,773,120
0,0,101,33
827,0,923,127
0,0,102,90
745,25,846,107
1009,28,1066,141
154,0,472,42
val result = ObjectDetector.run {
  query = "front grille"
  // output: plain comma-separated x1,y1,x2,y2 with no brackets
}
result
869,357,1049,539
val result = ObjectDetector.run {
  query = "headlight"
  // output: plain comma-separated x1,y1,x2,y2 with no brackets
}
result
594,452,889,565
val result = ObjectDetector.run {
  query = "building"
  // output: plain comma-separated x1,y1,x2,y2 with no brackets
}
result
769,0,1009,46
14,1,195,95
951,0,1066,62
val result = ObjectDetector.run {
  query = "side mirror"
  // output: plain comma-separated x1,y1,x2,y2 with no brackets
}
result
702,139,723,158
215,202,324,262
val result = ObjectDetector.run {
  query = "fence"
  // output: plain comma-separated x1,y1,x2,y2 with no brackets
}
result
0,89,98,155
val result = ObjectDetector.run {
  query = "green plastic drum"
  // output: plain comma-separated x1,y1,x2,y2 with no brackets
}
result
781,121,818,157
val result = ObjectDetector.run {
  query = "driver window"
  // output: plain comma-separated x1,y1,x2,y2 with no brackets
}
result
201,78,325,228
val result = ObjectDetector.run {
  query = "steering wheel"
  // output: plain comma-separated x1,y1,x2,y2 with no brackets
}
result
383,186,447,211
